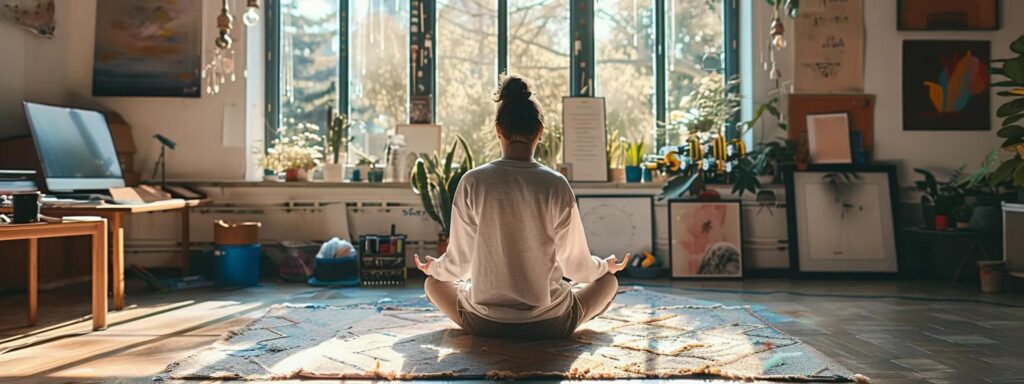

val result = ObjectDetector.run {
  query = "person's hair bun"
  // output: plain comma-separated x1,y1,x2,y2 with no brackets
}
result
495,74,532,103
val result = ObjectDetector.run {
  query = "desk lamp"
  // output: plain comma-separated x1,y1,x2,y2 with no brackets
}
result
152,134,177,188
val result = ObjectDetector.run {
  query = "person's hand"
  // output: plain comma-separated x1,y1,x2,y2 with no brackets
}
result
414,254,437,276
605,253,631,275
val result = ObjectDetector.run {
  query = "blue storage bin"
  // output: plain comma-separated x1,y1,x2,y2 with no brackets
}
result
215,244,261,287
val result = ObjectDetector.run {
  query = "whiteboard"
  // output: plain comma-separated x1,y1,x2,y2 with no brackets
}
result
562,97,608,182
576,195,654,259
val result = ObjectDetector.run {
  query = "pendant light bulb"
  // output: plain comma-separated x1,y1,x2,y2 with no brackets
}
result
243,0,261,26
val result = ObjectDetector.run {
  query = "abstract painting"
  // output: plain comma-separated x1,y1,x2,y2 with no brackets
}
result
577,195,654,260
903,40,990,131
93,0,202,97
1,0,55,37
899,0,1000,31
669,200,743,278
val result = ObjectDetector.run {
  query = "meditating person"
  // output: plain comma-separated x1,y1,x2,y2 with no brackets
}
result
414,74,630,340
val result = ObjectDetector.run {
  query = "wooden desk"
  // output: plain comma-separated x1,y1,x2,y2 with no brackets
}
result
0,220,108,330
34,199,208,310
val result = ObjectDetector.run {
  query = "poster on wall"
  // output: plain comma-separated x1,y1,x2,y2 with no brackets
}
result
93,0,202,97
902,40,990,131
793,0,865,93
669,200,743,278
0,0,55,37
898,0,1000,31
562,97,608,182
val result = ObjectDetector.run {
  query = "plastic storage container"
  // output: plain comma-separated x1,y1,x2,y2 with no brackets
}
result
215,244,261,287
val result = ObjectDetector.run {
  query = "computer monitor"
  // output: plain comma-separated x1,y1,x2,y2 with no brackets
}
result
23,102,125,192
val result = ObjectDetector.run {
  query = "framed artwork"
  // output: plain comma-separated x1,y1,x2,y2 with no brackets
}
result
806,113,852,164
396,124,441,160
784,164,902,277
669,200,743,278
898,0,1000,31
93,0,202,97
1,0,55,37
576,195,654,260
903,40,991,131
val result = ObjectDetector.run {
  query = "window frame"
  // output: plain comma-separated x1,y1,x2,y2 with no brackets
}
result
265,0,740,156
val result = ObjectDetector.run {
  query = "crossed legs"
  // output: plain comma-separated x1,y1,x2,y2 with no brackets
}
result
423,273,619,331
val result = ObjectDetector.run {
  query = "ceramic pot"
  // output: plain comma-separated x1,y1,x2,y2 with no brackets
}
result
608,168,626,183
437,231,449,255
978,261,1005,293
756,175,775,185
934,214,950,230
625,166,643,183
284,169,304,182
323,163,346,182
956,221,970,229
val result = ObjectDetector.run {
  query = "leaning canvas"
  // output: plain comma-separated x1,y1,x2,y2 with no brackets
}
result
93,0,202,97
669,200,743,278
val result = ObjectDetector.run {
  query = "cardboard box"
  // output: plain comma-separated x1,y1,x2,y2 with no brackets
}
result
214,220,261,245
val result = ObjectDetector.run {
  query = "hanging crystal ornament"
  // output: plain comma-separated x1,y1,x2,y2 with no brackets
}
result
763,1,786,81
242,0,261,26
203,0,237,95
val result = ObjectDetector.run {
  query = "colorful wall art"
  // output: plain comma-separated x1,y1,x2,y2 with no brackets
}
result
903,40,991,131
93,0,202,97
669,200,743,278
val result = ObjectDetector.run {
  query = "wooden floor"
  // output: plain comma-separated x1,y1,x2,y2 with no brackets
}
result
1,276,1023,383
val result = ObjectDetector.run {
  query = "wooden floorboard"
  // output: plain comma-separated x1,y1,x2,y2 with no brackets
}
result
0,277,1021,383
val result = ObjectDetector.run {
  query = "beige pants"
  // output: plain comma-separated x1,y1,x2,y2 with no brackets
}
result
424,274,619,340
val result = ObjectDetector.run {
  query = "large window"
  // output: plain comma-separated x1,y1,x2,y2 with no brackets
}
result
279,0,339,133
666,0,725,145
437,0,498,158
595,0,655,148
508,0,571,163
349,1,410,163
269,0,732,163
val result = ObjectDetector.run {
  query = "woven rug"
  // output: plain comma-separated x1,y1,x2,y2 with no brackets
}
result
161,288,858,381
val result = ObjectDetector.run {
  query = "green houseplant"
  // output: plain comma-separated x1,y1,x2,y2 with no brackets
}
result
914,167,966,229
624,139,645,183
990,35,1024,192
410,135,475,254
323,110,352,182
262,123,324,182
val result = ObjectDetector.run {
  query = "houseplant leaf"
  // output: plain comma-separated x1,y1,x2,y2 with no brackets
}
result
997,125,1024,138
991,157,1021,185
658,173,699,201
1011,35,1024,55
997,98,1024,118
1003,57,1024,84
1004,113,1024,127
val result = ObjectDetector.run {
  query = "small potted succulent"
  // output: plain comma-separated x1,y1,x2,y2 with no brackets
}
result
354,155,377,183
606,129,626,183
624,139,645,183
262,124,324,182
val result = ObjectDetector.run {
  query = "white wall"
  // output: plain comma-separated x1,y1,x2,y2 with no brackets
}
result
0,0,255,180
748,0,1022,187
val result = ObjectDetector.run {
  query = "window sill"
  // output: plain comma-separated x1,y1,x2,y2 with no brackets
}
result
166,180,673,189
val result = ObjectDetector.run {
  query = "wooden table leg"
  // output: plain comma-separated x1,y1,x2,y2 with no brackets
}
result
93,221,108,331
181,207,190,276
28,238,37,327
111,214,125,310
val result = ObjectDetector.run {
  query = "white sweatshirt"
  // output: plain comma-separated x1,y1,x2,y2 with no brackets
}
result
427,159,609,323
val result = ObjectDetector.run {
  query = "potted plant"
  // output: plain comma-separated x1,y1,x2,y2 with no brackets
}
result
624,139,645,183
914,167,966,229
410,135,475,254
606,129,626,183
323,110,352,182
952,205,973,229
353,155,376,183
658,74,741,200
989,35,1024,198
262,123,324,182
